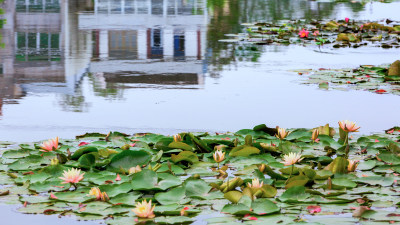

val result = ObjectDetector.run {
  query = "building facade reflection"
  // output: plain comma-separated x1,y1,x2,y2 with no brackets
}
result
0,0,208,114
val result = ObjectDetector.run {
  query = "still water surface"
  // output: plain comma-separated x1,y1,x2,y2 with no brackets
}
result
0,0,400,142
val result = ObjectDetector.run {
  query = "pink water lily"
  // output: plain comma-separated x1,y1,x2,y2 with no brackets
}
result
345,17,350,23
338,120,360,133
40,137,59,152
313,30,320,36
59,168,85,184
298,29,310,38
307,205,321,214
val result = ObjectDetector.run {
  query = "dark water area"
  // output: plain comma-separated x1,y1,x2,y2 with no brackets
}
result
0,0,400,142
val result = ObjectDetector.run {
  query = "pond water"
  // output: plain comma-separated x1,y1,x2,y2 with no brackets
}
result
0,1,400,224
0,0,399,143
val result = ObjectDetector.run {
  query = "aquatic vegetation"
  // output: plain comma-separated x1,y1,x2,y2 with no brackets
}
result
40,137,59,152
298,28,310,38
213,149,225,169
297,62,400,96
339,120,360,133
88,187,109,201
132,199,155,219
247,178,264,188
0,125,399,224
282,152,304,166
276,127,290,140
220,19,400,49
59,168,84,186
311,129,319,143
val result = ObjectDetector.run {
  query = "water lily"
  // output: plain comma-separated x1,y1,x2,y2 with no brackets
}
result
50,157,59,165
88,187,109,201
78,142,89,146
311,129,319,142
283,152,303,184
180,206,189,216
173,134,182,142
88,187,102,199
213,150,225,163
275,128,290,140
40,137,59,152
338,120,360,133
132,199,155,219
298,29,309,38
348,159,359,172
282,152,303,166
339,120,360,158
307,205,321,214
59,168,84,187
247,178,264,188
313,30,320,36
213,150,225,169
129,165,142,175
345,17,350,23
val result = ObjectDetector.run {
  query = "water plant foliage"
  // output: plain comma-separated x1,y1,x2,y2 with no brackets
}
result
220,19,400,49
0,125,400,224
296,61,400,95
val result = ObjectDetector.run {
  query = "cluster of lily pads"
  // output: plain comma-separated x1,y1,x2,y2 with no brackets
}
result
220,18,400,49
0,121,400,224
295,61,400,95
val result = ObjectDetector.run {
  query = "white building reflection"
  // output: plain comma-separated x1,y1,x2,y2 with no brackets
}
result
79,0,208,85
0,0,208,113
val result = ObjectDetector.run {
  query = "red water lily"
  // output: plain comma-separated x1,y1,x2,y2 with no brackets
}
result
375,89,387,93
307,205,321,214
78,142,89,146
298,29,310,38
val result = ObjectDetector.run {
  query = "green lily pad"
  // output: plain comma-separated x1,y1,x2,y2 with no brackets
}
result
108,150,151,172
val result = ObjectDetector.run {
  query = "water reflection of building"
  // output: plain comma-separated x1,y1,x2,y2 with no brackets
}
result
79,0,208,93
0,0,208,113
0,0,92,96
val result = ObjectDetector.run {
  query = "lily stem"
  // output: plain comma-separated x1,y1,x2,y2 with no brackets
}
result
285,165,294,184
344,131,350,159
